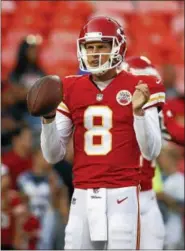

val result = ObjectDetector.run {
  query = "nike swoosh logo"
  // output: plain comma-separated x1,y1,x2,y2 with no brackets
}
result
117,197,128,204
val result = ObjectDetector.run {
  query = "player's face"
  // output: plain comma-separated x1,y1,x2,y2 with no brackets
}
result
26,46,38,63
20,128,33,151
85,42,112,67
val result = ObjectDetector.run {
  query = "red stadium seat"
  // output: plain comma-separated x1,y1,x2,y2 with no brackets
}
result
53,1,94,20
50,14,84,32
94,1,135,16
136,1,179,15
15,1,52,15
129,14,170,37
48,30,78,45
39,35,78,77
10,13,48,34
171,10,184,39
1,0,17,14
1,65,12,81
42,61,78,77
39,39,76,67
2,13,14,35
2,43,18,71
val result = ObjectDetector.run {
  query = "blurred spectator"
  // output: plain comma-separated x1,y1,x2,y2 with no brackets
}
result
16,149,53,221
39,170,69,249
8,35,45,130
16,149,69,249
161,64,179,99
14,199,40,250
2,125,33,189
157,143,184,249
9,34,44,89
1,81,19,151
1,164,29,250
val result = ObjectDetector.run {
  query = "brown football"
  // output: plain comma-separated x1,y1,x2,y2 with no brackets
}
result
27,75,63,116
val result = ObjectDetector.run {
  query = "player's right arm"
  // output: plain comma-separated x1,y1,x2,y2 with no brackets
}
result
41,109,73,164
40,75,75,164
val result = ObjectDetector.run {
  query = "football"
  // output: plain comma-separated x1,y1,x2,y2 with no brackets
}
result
27,75,63,117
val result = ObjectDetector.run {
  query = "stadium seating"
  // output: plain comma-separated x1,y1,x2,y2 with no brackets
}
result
2,0,184,80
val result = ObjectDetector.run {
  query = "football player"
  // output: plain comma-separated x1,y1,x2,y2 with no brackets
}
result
125,56,184,147
40,17,165,249
65,55,166,249
125,56,165,249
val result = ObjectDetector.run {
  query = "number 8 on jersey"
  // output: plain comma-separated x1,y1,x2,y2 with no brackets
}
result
84,106,113,156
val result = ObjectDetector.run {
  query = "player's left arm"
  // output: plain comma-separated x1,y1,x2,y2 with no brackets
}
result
132,78,165,161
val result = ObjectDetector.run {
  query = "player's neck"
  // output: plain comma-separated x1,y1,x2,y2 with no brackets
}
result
92,68,118,82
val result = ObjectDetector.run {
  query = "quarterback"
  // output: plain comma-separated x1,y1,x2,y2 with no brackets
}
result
124,56,165,249
40,17,165,249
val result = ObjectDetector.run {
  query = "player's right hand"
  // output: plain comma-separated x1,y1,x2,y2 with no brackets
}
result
132,80,150,115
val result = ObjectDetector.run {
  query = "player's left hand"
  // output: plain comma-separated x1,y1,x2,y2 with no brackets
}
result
132,80,150,115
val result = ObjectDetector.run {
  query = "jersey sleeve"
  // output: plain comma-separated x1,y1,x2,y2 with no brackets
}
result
141,76,166,110
57,101,71,119
56,77,72,119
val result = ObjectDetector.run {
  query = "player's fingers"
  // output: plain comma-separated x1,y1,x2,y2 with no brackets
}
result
136,86,150,99
136,85,149,95
136,83,148,89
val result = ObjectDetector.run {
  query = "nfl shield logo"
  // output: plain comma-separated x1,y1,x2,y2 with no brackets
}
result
96,93,103,101
116,90,132,106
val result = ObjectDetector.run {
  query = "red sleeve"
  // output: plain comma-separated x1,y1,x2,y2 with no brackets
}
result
137,75,166,110
162,101,184,146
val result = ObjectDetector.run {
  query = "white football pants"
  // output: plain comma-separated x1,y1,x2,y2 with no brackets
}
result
64,186,140,249
140,189,165,249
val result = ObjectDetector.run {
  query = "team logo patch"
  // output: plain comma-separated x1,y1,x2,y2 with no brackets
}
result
96,93,103,101
116,90,132,106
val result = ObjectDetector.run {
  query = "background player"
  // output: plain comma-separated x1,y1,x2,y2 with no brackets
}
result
124,56,166,249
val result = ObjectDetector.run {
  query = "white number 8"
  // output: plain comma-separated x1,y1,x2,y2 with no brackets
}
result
84,106,112,155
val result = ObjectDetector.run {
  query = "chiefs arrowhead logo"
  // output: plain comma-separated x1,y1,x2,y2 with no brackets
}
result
116,90,132,106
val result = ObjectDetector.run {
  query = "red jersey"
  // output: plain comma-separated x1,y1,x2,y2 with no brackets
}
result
1,190,23,246
2,151,32,189
139,157,156,191
57,71,165,188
